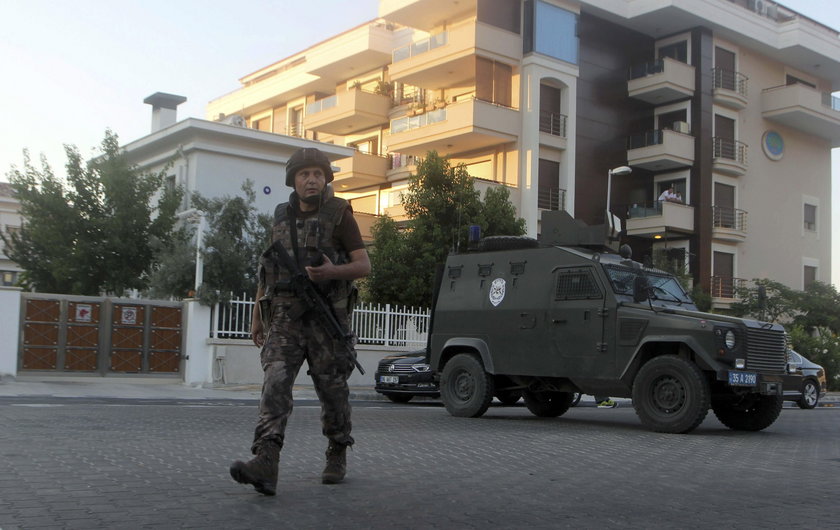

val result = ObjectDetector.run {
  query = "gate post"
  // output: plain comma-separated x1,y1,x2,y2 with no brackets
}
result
0,286,22,378
183,298,213,386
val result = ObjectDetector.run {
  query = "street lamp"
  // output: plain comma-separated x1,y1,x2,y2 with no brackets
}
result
606,165,632,216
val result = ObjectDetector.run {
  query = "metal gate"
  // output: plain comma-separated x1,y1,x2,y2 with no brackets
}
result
20,294,183,376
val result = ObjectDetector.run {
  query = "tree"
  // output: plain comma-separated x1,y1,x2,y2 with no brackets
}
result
190,181,272,305
730,278,798,324
367,151,526,308
2,131,182,295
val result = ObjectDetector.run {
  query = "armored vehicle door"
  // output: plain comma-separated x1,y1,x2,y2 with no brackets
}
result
547,266,614,377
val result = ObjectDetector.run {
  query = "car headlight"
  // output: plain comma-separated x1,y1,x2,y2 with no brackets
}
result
725,330,736,349
411,364,430,373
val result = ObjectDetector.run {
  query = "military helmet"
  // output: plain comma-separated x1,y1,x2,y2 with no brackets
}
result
285,147,334,186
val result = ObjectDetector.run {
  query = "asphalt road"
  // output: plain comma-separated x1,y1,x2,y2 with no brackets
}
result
0,396,837,529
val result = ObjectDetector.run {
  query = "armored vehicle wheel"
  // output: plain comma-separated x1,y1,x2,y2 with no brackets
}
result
632,356,710,433
495,390,522,406
479,236,539,251
798,380,820,409
441,353,495,418
523,390,574,417
712,393,784,431
384,393,413,403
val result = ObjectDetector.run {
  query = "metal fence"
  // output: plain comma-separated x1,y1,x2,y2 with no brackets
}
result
212,296,430,350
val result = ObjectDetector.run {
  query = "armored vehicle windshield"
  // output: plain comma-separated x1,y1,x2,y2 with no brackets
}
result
601,261,695,308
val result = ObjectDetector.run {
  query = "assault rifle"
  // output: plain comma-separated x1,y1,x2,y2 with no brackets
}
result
265,240,365,375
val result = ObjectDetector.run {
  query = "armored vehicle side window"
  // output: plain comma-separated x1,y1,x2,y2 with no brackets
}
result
555,267,602,300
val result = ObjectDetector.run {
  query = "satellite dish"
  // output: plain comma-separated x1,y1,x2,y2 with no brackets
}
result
220,114,246,127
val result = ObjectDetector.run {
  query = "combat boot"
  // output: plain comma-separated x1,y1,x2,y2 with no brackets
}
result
321,441,347,484
229,440,280,495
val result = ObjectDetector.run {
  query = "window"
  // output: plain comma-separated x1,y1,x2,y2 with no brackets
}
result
786,74,816,89
555,268,601,300
658,41,688,63
538,159,563,211
252,116,271,131
476,58,512,107
1,271,16,286
477,0,520,33
804,203,816,232
804,265,817,289
525,1,578,64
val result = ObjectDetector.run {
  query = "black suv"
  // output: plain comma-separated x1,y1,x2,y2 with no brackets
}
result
783,350,827,409
374,350,439,403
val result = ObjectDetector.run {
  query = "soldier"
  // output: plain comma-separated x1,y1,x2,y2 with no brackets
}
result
230,147,370,495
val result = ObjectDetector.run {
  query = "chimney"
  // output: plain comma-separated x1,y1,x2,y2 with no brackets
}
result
143,92,187,133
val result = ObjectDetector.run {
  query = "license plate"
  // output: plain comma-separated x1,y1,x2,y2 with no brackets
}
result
380,375,399,384
729,371,757,387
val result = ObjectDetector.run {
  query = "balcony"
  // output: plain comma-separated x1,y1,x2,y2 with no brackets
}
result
332,152,390,192
387,97,519,156
627,58,695,105
712,206,747,243
761,84,840,147
538,188,567,212
713,68,749,110
353,212,379,242
710,276,746,309
386,153,419,182
388,19,521,90
379,0,478,31
303,89,392,135
712,138,747,176
627,129,694,171
539,111,567,150
625,201,695,239
207,22,393,119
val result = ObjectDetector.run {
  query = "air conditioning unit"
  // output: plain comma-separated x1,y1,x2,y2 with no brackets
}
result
672,121,691,134
751,0,767,15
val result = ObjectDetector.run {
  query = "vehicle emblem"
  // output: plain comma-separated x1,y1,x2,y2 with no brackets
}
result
388,365,395,372
489,278,506,307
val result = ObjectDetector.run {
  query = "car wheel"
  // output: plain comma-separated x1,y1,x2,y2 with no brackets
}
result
384,393,413,404
712,393,784,431
797,379,820,409
632,355,710,434
570,392,582,407
495,390,522,406
440,353,494,418
522,390,574,417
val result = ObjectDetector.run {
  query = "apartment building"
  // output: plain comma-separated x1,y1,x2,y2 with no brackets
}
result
0,182,22,287
206,0,840,307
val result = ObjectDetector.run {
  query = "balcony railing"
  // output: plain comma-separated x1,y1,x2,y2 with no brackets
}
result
710,276,747,299
628,59,665,80
713,137,747,164
821,92,840,111
539,111,567,137
305,94,338,115
390,108,446,134
713,68,748,98
628,129,667,149
392,32,448,63
538,188,567,211
712,206,747,231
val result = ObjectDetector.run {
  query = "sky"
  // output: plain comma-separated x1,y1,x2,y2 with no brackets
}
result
1,0,838,280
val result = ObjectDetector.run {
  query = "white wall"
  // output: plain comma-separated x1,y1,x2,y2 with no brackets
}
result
0,287,21,377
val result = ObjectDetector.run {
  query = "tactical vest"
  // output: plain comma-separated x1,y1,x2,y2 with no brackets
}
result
259,196,353,305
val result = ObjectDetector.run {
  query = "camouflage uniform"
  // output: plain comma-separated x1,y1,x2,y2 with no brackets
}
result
251,195,356,454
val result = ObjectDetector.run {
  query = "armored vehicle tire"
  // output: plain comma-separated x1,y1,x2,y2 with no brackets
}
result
440,353,495,418
798,380,820,409
523,390,575,417
495,390,522,406
632,356,710,434
384,393,413,403
479,236,539,252
712,394,784,431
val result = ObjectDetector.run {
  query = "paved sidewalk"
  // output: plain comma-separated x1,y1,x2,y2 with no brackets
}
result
1,375,837,405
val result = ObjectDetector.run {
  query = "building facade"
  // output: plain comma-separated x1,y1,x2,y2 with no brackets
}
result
206,0,840,306
0,182,22,287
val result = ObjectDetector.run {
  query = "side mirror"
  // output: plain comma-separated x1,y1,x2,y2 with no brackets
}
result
633,272,649,303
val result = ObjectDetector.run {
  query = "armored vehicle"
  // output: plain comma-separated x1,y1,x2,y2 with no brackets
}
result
428,212,787,434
